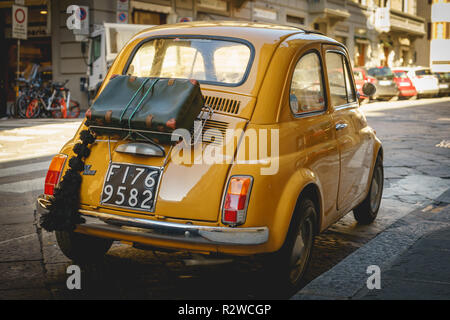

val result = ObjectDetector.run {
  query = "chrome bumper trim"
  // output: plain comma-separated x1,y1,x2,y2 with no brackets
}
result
36,195,268,246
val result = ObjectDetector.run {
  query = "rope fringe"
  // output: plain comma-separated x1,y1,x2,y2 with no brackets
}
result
39,129,96,232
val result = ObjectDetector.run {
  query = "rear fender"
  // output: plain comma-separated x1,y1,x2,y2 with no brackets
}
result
269,168,323,252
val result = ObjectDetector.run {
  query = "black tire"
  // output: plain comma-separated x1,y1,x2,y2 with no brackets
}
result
262,198,316,291
353,156,384,225
15,95,29,118
55,230,113,263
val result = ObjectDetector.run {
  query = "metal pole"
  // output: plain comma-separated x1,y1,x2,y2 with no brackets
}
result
16,39,20,97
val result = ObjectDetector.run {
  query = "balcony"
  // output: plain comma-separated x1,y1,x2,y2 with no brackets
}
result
374,8,425,36
308,0,350,26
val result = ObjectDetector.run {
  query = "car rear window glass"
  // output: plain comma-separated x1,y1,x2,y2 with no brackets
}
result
367,67,394,79
415,69,432,76
125,38,252,86
289,52,326,115
394,71,408,79
326,52,356,106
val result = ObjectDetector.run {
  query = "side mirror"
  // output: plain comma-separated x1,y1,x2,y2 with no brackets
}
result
362,82,376,97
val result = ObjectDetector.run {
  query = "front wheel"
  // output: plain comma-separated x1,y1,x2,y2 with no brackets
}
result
262,198,316,291
56,230,113,262
353,156,384,225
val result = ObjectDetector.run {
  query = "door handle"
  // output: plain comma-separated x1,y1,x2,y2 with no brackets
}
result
335,123,348,131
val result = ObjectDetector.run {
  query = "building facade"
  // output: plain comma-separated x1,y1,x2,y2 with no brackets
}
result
0,0,428,112
429,0,450,72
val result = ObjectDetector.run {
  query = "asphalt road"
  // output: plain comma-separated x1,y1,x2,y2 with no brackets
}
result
0,97,449,299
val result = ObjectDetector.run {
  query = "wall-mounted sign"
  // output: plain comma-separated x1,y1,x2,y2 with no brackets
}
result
179,17,192,23
117,11,129,24
12,5,28,40
197,0,227,12
117,0,129,11
70,5,89,36
253,7,277,21
374,7,390,33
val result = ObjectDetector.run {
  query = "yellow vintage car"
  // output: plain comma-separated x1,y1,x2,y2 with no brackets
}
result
36,22,382,289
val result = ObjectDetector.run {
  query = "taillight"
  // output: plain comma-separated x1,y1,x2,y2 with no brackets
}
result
222,176,253,226
44,154,67,196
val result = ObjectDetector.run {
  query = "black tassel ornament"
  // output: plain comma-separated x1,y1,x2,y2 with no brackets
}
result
40,129,96,232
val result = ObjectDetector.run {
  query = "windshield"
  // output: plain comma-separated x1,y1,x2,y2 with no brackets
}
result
367,67,394,79
125,38,253,86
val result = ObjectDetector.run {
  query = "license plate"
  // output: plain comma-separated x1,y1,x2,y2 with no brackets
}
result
100,163,162,212
379,80,391,86
440,84,449,89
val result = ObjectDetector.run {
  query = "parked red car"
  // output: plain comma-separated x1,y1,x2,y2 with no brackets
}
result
392,68,417,99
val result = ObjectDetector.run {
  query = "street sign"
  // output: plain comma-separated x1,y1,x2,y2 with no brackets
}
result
117,0,129,11
12,5,27,40
73,6,89,36
116,11,129,24
374,7,390,33
179,17,192,23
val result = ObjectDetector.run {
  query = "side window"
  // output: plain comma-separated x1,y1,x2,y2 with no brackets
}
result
344,59,356,103
289,52,326,115
326,51,356,107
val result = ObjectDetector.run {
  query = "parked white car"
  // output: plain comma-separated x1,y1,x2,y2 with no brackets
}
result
405,67,439,97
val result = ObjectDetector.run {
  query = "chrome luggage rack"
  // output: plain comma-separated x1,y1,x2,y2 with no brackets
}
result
88,104,214,147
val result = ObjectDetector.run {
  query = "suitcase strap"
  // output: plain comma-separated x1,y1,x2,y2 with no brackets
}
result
127,78,159,129
119,77,151,124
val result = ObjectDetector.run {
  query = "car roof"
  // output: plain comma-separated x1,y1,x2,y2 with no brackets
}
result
119,21,339,97
131,21,332,46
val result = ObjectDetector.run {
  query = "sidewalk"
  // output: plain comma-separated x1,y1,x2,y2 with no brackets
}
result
292,195,450,300
360,225,450,299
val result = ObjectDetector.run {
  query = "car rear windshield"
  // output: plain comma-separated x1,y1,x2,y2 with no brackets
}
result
415,69,432,76
394,71,408,79
125,37,253,86
367,67,394,79
435,72,450,80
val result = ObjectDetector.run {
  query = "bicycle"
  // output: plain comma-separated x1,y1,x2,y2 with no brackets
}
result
16,79,81,119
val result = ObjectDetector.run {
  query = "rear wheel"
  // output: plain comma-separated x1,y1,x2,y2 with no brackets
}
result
262,198,316,291
353,156,383,225
16,95,40,118
56,230,113,262
52,100,81,118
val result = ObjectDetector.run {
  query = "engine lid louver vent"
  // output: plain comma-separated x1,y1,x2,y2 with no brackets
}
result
204,95,241,115
190,119,229,145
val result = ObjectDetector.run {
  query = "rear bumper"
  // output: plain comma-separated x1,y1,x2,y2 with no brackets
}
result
36,196,269,247
417,88,439,95
398,89,417,97
374,85,398,97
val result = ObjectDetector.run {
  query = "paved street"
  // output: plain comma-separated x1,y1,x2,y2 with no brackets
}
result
0,97,449,299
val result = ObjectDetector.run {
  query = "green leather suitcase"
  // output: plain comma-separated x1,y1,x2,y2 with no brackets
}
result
86,75,204,142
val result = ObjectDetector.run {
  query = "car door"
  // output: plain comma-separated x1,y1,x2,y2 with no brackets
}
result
288,48,340,227
323,45,374,213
